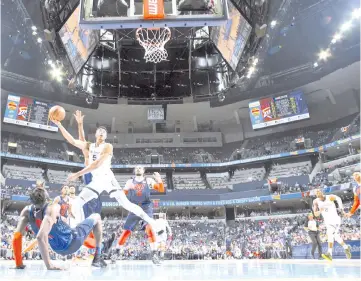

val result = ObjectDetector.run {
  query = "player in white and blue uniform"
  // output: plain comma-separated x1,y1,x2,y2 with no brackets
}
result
51,112,158,232
313,189,351,261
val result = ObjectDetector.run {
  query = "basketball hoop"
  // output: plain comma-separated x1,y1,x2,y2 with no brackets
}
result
136,27,171,63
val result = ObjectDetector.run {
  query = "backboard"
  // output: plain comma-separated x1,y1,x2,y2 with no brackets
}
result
79,0,229,29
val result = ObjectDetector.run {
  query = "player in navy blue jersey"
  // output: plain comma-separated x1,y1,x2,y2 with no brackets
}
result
53,185,70,218
117,166,164,264
12,187,107,270
346,172,360,217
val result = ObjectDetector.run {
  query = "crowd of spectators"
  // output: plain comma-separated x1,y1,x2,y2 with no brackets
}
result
1,201,359,261
1,155,357,197
239,114,360,161
173,173,206,190
269,161,311,178
312,158,361,188
2,113,359,165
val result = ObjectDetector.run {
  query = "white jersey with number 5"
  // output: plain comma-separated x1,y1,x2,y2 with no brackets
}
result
88,143,113,179
314,195,341,225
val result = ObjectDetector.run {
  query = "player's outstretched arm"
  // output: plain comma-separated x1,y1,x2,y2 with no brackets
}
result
123,179,133,195
53,196,60,205
329,194,344,210
149,172,165,192
68,143,113,181
12,206,30,269
347,194,360,217
51,118,86,150
312,200,320,217
73,110,90,162
74,110,86,141
36,204,62,270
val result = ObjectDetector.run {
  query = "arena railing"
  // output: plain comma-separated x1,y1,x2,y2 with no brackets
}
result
8,183,352,208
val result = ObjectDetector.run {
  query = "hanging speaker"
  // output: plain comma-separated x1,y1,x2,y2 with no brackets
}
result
255,24,267,38
44,29,56,42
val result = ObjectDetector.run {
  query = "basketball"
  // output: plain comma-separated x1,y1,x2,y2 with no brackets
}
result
49,105,66,121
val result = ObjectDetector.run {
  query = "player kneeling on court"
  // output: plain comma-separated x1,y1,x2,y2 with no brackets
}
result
12,187,107,270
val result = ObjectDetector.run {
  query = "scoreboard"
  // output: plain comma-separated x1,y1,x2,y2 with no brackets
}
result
3,94,59,132
249,90,310,129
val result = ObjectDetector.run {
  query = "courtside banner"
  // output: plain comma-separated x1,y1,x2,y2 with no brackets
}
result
144,0,165,19
292,240,360,259
8,184,350,206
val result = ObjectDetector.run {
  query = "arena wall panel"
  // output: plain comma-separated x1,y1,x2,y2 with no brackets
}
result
292,240,360,259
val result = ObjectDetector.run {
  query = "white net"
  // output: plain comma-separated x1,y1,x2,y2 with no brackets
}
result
136,27,171,63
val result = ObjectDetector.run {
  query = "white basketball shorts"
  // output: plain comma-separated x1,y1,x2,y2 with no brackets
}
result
86,172,121,196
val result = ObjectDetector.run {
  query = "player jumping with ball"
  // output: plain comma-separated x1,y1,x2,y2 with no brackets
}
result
313,189,351,261
50,115,159,236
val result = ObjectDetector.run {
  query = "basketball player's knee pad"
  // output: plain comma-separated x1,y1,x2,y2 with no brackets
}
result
145,224,156,243
118,230,132,246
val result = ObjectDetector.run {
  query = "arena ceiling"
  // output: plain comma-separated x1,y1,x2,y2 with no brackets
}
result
1,0,360,104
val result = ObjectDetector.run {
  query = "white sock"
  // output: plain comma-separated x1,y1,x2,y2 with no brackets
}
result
328,248,333,255
72,197,85,223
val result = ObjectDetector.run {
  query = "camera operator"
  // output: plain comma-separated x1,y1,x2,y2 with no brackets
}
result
304,213,323,259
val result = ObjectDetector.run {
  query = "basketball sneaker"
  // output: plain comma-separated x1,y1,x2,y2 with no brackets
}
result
322,253,332,261
151,251,161,266
92,255,107,268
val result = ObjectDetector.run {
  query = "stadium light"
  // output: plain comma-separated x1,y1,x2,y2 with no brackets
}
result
331,33,342,44
318,49,331,61
218,92,225,102
247,66,256,78
50,67,63,82
31,26,37,31
340,21,352,32
37,38,42,43
32,31,37,36
270,20,277,28
86,95,94,104
352,8,361,19
313,62,319,68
